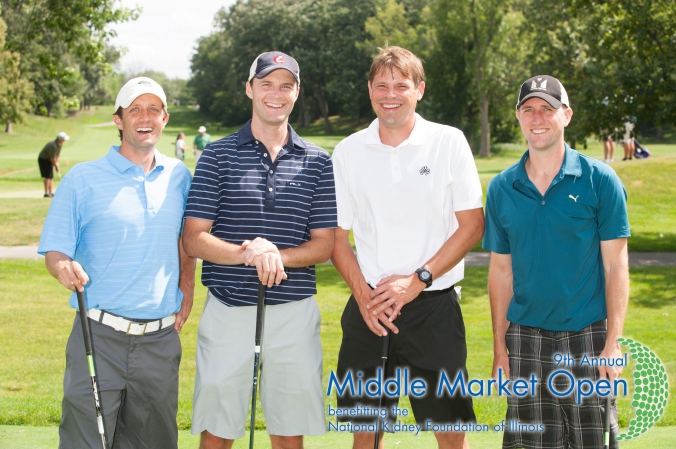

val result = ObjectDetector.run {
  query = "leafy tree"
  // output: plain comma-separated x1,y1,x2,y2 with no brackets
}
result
431,0,527,156
0,17,33,132
0,0,137,115
523,0,676,145
190,0,376,130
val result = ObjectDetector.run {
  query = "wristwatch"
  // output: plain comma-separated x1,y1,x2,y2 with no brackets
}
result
415,267,433,288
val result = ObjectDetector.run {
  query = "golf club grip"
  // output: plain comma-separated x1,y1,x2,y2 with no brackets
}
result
76,290,94,355
381,333,390,359
255,283,266,344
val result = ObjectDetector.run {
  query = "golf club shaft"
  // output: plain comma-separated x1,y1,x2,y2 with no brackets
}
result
249,282,267,449
603,393,611,449
76,290,107,449
373,331,390,449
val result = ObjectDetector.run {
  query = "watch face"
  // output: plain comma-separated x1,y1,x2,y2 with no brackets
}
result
419,270,431,281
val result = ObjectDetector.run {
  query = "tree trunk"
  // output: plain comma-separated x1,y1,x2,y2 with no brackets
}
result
312,85,332,134
5,122,12,133
298,84,310,128
479,93,491,157
656,125,663,141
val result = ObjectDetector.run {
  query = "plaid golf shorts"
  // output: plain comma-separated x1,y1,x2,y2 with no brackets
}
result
503,320,620,449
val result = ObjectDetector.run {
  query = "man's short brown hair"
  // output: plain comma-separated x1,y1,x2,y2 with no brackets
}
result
368,46,425,87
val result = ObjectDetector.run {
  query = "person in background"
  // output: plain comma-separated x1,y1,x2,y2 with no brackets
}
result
622,121,635,161
193,125,211,163
601,128,615,164
38,132,69,197
176,132,188,160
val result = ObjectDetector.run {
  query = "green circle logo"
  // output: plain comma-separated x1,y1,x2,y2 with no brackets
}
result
616,338,669,440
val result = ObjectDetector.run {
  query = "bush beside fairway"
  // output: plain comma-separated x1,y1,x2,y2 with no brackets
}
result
0,261,674,434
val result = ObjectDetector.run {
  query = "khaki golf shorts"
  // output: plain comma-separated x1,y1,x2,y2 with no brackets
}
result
191,291,326,439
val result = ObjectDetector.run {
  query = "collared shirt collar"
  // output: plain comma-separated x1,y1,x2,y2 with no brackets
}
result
106,145,165,174
512,142,581,185
236,120,307,152
365,113,430,147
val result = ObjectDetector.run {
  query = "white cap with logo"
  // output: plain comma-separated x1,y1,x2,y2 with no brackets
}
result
56,132,70,141
115,77,167,111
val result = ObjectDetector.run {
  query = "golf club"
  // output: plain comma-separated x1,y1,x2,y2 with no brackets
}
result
373,330,390,449
76,290,107,449
249,282,267,449
603,392,612,449
57,169,61,180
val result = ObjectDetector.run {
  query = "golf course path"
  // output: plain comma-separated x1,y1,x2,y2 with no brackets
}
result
2,246,675,267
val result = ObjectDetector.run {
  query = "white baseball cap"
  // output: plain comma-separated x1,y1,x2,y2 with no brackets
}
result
198,126,206,133
56,132,70,141
115,77,167,111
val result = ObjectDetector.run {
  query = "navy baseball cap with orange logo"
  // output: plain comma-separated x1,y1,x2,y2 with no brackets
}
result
248,51,300,85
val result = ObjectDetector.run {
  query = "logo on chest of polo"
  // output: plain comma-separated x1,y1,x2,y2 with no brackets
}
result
419,166,431,176
569,194,579,202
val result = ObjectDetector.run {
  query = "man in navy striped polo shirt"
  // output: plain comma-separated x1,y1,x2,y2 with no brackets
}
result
183,51,337,449
39,77,195,448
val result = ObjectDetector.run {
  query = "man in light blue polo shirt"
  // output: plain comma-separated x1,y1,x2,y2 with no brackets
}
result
484,75,629,449
38,77,195,449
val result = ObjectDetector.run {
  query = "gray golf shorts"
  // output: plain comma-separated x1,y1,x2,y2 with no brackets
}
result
191,291,326,439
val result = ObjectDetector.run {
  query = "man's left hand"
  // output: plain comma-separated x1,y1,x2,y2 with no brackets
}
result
367,274,425,322
242,237,280,265
598,339,623,381
175,279,195,333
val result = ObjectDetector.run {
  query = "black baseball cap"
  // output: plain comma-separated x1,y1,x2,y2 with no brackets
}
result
516,75,570,109
248,51,300,85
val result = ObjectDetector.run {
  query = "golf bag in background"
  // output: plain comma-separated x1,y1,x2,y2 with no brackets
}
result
633,138,651,159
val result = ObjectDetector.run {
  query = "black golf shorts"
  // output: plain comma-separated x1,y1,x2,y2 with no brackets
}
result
38,157,53,179
335,286,476,427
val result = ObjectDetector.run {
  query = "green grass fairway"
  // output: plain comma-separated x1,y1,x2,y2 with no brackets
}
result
0,261,674,441
2,423,676,448
1,109,676,249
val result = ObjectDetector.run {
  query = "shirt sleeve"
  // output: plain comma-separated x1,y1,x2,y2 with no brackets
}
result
183,146,220,222
37,174,81,258
596,168,631,241
482,176,511,254
331,141,355,230
308,153,338,230
449,130,484,211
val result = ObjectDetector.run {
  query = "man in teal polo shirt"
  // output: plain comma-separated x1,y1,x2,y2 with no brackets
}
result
38,77,195,449
483,75,629,449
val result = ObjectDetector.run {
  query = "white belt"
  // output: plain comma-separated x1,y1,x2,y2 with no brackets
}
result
87,309,176,336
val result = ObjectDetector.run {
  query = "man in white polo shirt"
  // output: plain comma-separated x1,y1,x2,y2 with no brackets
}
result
331,46,484,449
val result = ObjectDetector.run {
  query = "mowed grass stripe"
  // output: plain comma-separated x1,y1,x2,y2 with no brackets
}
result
1,261,674,431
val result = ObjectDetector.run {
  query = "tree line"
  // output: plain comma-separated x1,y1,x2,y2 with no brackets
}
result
0,1,198,133
190,0,676,155
1,0,674,152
